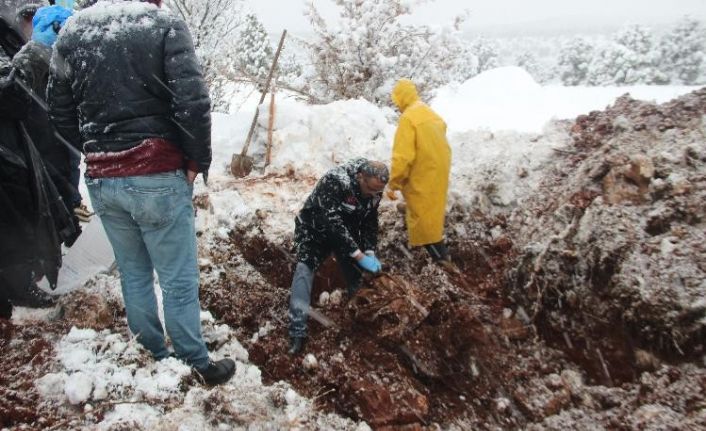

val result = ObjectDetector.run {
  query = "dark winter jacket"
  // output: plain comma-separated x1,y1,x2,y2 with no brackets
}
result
295,158,381,258
47,1,212,173
0,38,72,288
12,40,75,205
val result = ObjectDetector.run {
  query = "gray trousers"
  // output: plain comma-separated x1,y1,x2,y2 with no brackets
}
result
288,257,362,338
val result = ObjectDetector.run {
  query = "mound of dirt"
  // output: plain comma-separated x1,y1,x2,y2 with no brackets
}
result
507,88,706,383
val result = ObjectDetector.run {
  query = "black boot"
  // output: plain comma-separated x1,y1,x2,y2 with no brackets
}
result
288,336,305,355
9,283,57,308
195,358,236,385
424,241,449,262
0,298,12,319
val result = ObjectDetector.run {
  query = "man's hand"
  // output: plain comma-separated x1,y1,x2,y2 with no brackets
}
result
74,203,93,223
355,250,382,273
386,189,398,201
186,169,198,184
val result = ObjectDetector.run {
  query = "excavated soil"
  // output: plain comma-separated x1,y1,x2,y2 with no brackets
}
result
507,89,706,385
198,209,581,429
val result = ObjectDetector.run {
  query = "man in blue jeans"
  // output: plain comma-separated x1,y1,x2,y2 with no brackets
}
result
47,0,234,385
288,158,388,355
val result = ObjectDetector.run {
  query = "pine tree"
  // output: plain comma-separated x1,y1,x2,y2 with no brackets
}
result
469,37,499,74
658,17,706,85
234,14,273,84
586,42,633,85
557,37,594,85
515,51,541,82
584,25,657,86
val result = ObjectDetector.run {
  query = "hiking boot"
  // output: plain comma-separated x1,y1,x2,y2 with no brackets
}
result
288,336,305,355
195,358,236,385
10,284,57,308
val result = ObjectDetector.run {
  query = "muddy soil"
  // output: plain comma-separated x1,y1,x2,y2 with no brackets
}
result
0,289,130,429
0,321,55,429
199,209,579,429
506,89,706,384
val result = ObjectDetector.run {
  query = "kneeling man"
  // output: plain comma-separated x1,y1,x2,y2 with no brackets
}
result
288,158,388,354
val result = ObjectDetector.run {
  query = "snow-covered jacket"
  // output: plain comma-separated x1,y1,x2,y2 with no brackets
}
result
12,40,74,203
0,41,71,288
47,1,212,173
389,79,451,246
296,159,381,257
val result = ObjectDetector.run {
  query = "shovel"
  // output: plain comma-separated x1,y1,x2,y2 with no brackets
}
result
230,29,288,177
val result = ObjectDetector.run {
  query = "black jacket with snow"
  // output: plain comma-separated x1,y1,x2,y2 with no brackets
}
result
295,158,381,258
47,1,212,173
0,38,71,288
12,40,75,205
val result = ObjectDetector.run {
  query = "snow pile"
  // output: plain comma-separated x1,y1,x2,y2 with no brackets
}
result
432,67,698,134
218,98,396,178
33,305,364,430
433,67,544,133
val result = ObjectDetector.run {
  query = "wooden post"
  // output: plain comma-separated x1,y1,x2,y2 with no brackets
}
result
266,89,276,168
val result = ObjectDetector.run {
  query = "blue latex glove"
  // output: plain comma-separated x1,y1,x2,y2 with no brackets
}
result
32,5,73,47
357,254,382,273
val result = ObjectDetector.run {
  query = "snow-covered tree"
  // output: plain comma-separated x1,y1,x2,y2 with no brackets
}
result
587,24,661,85
233,13,273,84
586,42,634,85
557,37,594,85
163,0,245,111
298,0,476,105
468,37,499,75
612,24,663,84
515,51,543,82
657,17,706,85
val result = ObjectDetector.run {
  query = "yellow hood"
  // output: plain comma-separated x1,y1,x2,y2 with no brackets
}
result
391,78,420,112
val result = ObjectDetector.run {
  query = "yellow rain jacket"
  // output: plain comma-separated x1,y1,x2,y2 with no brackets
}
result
389,79,451,246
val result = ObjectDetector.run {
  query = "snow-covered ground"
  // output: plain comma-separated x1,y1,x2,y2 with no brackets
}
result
18,67,702,429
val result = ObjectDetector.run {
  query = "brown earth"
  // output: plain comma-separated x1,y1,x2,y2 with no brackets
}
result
198,210,581,429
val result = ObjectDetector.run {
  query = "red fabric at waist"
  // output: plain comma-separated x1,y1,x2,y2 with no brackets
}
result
86,138,196,178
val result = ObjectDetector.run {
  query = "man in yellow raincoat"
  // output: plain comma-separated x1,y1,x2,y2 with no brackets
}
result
387,78,452,262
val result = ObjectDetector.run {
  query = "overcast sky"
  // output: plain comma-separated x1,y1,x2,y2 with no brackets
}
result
248,0,706,36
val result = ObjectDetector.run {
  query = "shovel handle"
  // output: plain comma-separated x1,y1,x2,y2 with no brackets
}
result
240,30,288,158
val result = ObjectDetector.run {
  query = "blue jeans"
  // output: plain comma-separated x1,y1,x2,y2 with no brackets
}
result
86,170,208,369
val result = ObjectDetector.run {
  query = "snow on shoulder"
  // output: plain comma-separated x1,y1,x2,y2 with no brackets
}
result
61,0,166,42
